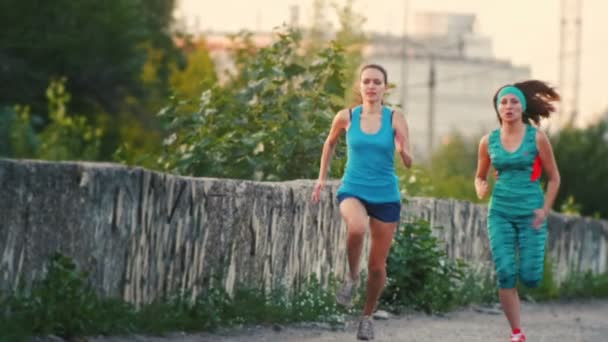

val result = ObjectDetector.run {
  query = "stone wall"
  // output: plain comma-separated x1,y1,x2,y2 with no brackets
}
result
1,159,606,305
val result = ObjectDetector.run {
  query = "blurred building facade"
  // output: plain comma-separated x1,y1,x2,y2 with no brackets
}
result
199,12,531,158
365,12,530,158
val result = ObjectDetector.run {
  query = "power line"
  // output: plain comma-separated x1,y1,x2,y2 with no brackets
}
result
405,65,526,89
402,47,586,89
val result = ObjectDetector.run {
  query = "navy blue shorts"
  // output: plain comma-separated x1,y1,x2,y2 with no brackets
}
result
337,193,401,223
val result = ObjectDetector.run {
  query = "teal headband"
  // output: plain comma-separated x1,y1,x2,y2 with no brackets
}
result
496,86,527,111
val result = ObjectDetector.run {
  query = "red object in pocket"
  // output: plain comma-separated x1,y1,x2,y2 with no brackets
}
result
531,156,542,181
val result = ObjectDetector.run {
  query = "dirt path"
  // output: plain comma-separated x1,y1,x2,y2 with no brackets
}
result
92,300,608,342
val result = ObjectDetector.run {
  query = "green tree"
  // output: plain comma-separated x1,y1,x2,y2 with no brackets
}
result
397,131,484,203
0,0,178,116
36,79,103,161
157,28,348,181
1,79,102,161
113,35,218,169
169,38,218,107
426,132,481,202
0,105,38,158
551,120,608,218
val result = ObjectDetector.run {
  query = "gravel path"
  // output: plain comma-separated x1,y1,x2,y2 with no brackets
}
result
90,300,608,342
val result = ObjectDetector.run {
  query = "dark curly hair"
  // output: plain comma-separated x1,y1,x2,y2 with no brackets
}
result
493,80,560,125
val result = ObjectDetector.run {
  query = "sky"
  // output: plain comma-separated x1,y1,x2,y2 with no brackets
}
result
177,0,608,123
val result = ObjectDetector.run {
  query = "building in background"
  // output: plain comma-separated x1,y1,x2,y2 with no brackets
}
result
191,11,531,159
365,12,530,158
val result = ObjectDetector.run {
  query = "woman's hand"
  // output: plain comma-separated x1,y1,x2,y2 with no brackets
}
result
395,129,405,153
532,208,548,229
474,178,488,199
311,179,325,203
474,135,491,200
392,111,412,168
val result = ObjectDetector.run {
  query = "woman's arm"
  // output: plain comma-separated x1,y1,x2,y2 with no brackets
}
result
474,135,491,199
392,110,413,169
311,109,349,203
533,130,561,227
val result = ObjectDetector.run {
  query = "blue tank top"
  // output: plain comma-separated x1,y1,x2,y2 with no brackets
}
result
337,105,400,203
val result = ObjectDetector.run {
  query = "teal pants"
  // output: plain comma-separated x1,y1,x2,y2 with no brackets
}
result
488,210,547,289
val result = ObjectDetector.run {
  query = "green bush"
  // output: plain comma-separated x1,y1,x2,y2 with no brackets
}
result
0,253,345,340
0,252,135,340
455,268,497,306
510,254,608,302
381,219,467,314
558,270,608,299
0,79,103,161
156,28,348,181
3,236,607,340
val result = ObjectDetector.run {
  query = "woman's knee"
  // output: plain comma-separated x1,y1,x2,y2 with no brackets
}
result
520,278,541,288
340,198,367,229
520,269,543,288
346,220,366,237
367,260,387,278
496,267,517,289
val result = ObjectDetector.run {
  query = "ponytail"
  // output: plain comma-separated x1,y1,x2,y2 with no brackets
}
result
493,80,560,125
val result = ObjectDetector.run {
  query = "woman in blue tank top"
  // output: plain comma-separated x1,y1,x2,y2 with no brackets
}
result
474,80,561,342
311,64,413,340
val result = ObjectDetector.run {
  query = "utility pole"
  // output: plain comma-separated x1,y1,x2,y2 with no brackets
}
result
289,5,300,29
400,0,410,113
558,0,583,127
256,10,262,32
427,56,436,155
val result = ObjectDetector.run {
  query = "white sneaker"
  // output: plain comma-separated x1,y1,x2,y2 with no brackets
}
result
356,315,374,340
511,331,526,342
336,277,357,307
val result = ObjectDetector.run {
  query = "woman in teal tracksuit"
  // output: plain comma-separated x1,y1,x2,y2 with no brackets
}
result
474,80,561,342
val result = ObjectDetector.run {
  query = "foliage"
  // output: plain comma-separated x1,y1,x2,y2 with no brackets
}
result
312,0,367,103
0,0,179,116
0,105,38,158
381,219,467,313
558,270,608,299
0,252,134,340
1,79,103,161
397,131,491,203
551,121,608,218
416,120,608,219
169,38,218,108
455,268,497,305
0,254,344,340
0,0,181,162
37,79,103,161
157,28,349,180
3,229,608,340
559,195,582,216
